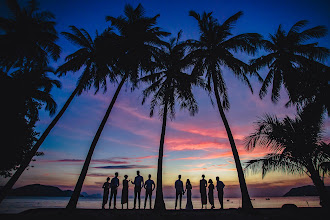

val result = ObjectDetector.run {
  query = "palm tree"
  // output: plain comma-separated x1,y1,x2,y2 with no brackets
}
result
0,0,60,69
0,63,61,204
250,20,329,104
189,11,262,209
244,103,330,208
141,31,201,210
0,26,114,204
66,4,169,209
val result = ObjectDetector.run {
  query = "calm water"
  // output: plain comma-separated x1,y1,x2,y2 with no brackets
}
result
0,196,321,213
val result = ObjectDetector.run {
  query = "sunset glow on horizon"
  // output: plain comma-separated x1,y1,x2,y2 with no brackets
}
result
0,0,329,198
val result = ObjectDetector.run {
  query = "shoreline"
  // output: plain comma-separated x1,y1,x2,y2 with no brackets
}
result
0,207,325,220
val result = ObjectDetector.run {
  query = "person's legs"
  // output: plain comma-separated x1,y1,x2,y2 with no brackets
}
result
109,190,113,209
175,192,178,209
149,191,152,209
113,189,117,209
137,189,141,209
219,191,224,209
179,193,182,209
144,191,148,209
134,189,137,209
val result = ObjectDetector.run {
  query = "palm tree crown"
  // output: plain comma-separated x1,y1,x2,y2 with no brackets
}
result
106,3,170,86
250,20,329,103
244,104,330,207
142,31,200,118
0,0,60,68
57,26,119,94
189,10,262,109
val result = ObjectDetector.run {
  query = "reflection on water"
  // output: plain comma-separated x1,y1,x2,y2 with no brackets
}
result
0,196,321,213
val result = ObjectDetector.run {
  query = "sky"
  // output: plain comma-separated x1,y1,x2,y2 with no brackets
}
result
0,0,330,198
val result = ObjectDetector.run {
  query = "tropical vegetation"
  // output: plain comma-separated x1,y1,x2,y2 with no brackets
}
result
0,0,329,211
188,10,263,209
244,103,330,208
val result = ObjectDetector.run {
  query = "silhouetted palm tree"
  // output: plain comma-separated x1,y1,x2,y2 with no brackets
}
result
189,11,262,209
244,103,330,208
250,20,329,104
66,4,169,209
0,63,61,204
13,63,61,117
141,31,201,210
0,26,114,204
0,0,60,68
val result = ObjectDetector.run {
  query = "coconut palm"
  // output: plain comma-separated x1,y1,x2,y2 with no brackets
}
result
0,26,115,204
66,4,169,209
141,31,201,210
0,0,60,69
0,63,61,203
286,62,329,115
244,103,330,208
189,11,262,209
250,20,329,104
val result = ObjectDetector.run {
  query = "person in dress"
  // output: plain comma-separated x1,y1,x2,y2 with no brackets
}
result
208,179,215,209
185,179,193,210
175,175,184,210
200,174,207,209
216,176,225,209
121,175,130,209
109,172,119,209
131,170,144,209
102,177,110,209
144,174,155,209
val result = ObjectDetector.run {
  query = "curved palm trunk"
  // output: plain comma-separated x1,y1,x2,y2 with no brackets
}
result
212,82,253,210
154,101,168,210
66,73,128,209
0,85,81,205
308,164,330,208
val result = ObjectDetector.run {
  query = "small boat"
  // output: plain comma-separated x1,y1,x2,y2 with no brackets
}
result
266,198,270,200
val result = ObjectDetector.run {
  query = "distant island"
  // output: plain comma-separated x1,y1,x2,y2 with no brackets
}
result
4,184,89,197
283,185,330,197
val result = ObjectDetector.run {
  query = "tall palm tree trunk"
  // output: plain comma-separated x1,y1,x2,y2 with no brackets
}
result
0,84,81,205
154,101,168,210
308,164,330,208
212,81,253,210
66,73,128,209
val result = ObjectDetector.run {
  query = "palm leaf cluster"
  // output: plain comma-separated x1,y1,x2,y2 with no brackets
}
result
188,11,262,109
0,0,60,68
142,31,201,119
245,103,330,207
250,20,329,104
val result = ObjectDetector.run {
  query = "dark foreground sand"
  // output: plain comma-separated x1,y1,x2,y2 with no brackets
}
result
0,207,327,220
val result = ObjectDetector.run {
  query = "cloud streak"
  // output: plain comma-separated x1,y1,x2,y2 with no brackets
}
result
94,165,156,169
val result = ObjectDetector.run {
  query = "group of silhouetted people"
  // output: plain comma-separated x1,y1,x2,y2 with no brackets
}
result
175,174,225,210
102,171,225,210
102,171,155,209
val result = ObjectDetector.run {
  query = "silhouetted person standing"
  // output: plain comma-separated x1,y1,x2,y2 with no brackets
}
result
102,177,110,209
109,172,119,209
144,174,155,209
185,179,193,210
132,170,144,209
175,175,184,210
200,174,207,209
208,179,215,209
216,176,225,209
121,175,130,209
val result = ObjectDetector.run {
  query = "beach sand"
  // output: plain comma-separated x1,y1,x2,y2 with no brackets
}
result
0,207,326,220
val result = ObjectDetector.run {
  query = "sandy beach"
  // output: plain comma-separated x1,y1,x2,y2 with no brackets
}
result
0,207,326,220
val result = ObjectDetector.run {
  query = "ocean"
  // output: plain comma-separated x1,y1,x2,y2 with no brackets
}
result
0,196,321,213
